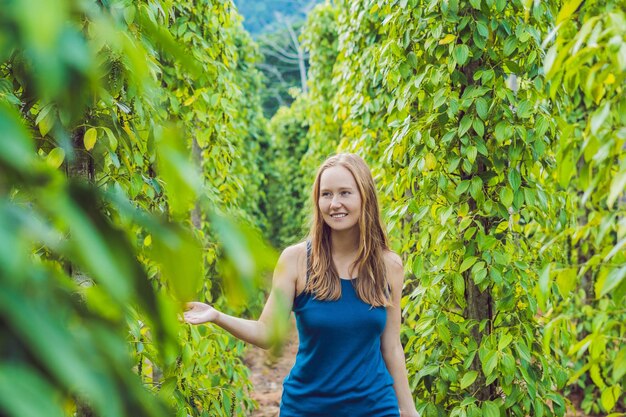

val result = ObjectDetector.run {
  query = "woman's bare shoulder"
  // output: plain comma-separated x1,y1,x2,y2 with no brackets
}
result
383,249,404,288
383,249,403,270
277,241,308,274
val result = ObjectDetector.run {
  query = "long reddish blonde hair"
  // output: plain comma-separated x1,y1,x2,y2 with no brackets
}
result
305,153,392,307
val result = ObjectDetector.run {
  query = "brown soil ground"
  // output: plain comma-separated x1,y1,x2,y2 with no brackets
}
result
243,317,299,417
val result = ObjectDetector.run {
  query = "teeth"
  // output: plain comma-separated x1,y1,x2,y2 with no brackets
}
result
331,214,347,218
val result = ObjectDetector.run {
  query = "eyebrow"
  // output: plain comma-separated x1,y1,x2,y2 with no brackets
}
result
319,186,354,192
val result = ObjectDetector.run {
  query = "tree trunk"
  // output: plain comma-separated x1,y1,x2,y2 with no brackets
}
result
465,160,495,401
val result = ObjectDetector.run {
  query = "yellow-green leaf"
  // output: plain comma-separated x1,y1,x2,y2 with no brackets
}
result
46,148,65,169
439,34,456,45
600,386,620,412
556,0,583,24
556,267,577,296
84,128,97,151
613,348,626,381
37,106,55,137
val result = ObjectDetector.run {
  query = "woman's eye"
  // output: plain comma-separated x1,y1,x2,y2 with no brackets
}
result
341,191,350,196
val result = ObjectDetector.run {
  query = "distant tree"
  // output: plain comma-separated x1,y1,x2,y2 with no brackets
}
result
234,0,321,116
234,0,319,35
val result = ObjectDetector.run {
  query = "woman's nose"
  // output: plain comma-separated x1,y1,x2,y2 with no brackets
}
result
330,196,342,208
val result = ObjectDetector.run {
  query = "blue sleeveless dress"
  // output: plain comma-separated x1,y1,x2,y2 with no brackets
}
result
279,244,400,416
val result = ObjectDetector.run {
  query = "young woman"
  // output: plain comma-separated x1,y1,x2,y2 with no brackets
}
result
184,153,419,417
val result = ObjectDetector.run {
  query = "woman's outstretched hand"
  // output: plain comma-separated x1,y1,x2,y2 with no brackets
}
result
183,302,220,325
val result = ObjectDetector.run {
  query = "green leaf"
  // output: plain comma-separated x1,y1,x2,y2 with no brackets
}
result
589,103,609,135
472,117,484,137
456,180,471,195
153,224,203,302
84,127,98,151
155,125,200,218
501,353,516,374
598,266,626,299
467,146,478,163
475,98,488,120
453,273,465,301
508,169,521,190
607,168,626,209
613,348,626,381
46,147,65,169
470,176,483,199
102,127,118,151
459,115,473,136
543,44,558,77
537,264,551,310
481,350,498,376
460,371,478,389
515,341,532,363
482,401,500,417
0,101,36,170
0,288,120,416
469,0,482,9
454,44,470,66
460,256,478,273
36,104,55,137
494,122,509,143
517,100,532,118
499,187,514,207
0,364,66,417
476,22,488,38
503,37,517,57
498,333,513,351
558,151,575,188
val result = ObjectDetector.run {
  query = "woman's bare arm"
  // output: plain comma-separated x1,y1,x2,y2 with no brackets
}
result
184,244,302,350
381,252,420,417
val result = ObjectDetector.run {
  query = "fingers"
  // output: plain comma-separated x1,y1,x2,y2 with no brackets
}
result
181,311,195,324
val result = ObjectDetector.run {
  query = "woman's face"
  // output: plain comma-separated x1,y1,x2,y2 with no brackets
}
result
318,165,362,232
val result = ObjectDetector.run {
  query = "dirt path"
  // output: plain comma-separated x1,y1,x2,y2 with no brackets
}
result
243,318,298,417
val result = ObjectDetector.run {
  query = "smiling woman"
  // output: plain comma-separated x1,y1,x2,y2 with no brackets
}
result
318,165,362,235
184,153,419,417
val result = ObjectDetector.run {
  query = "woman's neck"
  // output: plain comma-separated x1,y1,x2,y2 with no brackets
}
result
330,227,360,256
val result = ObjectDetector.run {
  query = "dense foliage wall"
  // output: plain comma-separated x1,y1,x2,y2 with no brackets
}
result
0,1,272,416
539,0,626,413
272,0,625,415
